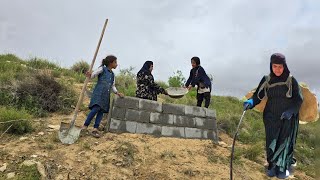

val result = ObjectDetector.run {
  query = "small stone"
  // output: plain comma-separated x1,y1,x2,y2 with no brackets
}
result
19,137,29,141
38,132,45,136
7,172,15,179
0,163,7,172
48,125,60,130
36,162,46,178
31,155,38,158
22,160,36,166
94,142,99,145
218,141,228,148
78,151,85,155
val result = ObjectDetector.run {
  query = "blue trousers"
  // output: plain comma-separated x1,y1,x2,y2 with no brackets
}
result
84,105,104,128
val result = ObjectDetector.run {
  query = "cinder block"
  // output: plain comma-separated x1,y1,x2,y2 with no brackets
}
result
162,103,185,115
161,126,185,138
185,106,206,117
139,111,151,123
185,128,204,139
206,130,218,142
206,109,216,118
136,122,162,136
113,96,139,109
109,119,137,133
139,99,162,112
185,128,218,141
194,117,216,130
174,115,195,127
150,113,174,125
111,107,126,120
125,109,150,123
125,109,139,121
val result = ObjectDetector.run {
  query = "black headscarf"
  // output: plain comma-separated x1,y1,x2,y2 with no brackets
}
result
138,61,153,75
269,53,290,83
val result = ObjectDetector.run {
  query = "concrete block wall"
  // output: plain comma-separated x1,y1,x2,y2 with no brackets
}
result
107,96,218,141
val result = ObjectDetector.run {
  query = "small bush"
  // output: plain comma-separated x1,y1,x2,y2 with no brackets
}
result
18,164,41,180
168,70,185,87
27,57,60,70
0,54,28,84
0,106,33,135
156,81,169,90
71,60,90,74
13,72,77,117
243,143,264,163
115,67,136,97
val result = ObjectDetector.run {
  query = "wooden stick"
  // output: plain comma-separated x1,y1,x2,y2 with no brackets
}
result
0,119,26,124
0,124,13,138
70,19,109,126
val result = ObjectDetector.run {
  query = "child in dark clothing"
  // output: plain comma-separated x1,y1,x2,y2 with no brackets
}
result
185,56,212,108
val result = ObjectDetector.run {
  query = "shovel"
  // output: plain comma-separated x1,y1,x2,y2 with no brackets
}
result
59,19,109,144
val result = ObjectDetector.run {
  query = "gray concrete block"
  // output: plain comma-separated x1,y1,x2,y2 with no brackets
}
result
113,96,139,109
161,126,185,138
185,106,206,117
109,119,137,133
185,128,218,141
136,122,162,136
206,109,216,118
125,109,139,121
139,111,151,123
139,99,162,112
162,103,185,115
206,130,219,142
125,109,150,123
111,107,126,120
174,115,195,127
194,117,216,130
185,128,206,139
150,112,174,125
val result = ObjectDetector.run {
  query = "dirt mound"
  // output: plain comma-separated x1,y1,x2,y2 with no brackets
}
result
0,112,314,180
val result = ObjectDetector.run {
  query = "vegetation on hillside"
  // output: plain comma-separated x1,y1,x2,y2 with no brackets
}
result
0,54,317,178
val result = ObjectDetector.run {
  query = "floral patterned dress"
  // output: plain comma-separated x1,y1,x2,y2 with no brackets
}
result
136,71,165,101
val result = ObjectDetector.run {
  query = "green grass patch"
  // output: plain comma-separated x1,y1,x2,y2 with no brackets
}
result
0,106,33,135
17,164,42,180
242,143,264,163
27,57,60,70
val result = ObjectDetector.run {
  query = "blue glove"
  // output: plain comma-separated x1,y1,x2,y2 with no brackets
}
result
243,99,253,110
280,111,294,120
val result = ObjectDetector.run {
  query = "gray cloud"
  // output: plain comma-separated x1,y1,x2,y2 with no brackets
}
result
0,0,319,100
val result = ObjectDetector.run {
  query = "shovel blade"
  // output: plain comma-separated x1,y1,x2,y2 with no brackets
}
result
58,122,81,144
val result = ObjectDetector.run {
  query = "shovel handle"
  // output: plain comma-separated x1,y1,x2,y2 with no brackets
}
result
70,19,109,125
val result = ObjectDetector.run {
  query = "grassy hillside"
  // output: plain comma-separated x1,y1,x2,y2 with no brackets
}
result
0,54,318,179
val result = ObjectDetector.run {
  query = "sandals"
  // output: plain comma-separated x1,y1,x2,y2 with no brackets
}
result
91,130,101,138
98,125,106,131
80,128,89,137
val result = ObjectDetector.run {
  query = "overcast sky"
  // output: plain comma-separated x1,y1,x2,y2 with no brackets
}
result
0,0,319,99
